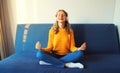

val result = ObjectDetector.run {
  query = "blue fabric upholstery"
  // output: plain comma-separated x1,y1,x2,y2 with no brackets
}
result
71,24,119,54
0,24,120,73
15,24,52,53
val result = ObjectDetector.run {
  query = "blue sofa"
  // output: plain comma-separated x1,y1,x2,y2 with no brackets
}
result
0,23,120,73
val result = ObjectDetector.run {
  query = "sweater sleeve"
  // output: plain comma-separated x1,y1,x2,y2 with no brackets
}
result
41,28,53,52
70,29,78,52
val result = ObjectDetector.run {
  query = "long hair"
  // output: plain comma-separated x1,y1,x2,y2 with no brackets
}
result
52,9,71,34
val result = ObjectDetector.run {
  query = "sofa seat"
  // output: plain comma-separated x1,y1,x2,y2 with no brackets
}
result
0,52,83,73
84,54,120,69
1,53,120,73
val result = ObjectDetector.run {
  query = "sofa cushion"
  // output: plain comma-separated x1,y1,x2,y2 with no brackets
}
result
71,24,119,54
1,53,120,73
84,54,120,69
0,52,83,73
15,24,52,53
15,24,119,54
82,54,120,73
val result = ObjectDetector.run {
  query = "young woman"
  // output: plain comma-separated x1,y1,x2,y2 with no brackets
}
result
35,9,86,69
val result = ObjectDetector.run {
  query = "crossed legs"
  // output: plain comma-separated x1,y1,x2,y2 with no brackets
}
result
36,50,84,68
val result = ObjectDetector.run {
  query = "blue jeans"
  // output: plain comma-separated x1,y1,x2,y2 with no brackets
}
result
36,50,83,67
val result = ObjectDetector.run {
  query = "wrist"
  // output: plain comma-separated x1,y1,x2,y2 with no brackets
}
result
78,47,81,50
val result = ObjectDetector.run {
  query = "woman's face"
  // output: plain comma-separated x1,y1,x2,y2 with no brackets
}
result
56,11,67,23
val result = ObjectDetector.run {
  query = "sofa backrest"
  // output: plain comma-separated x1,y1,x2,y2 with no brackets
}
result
15,24,120,54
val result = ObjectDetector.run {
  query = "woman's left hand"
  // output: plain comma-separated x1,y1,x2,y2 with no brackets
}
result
78,42,86,50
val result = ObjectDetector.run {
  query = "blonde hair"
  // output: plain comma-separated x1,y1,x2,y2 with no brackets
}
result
52,9,70,34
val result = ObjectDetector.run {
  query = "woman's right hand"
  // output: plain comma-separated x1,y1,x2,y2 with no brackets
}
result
35,41,41,50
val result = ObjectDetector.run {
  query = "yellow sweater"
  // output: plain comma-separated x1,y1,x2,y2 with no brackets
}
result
42,28,78,55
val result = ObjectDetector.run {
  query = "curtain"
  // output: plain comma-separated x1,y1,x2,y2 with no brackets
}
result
0,0,14,60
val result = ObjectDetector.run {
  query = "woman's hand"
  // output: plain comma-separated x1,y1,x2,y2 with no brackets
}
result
35,41,41,50
78,42,86,50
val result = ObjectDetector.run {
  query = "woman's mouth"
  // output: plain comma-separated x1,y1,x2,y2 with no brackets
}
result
59,18,63,20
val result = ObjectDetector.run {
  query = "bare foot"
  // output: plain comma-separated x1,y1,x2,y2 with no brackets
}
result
79,42,86,50
35,41,41,50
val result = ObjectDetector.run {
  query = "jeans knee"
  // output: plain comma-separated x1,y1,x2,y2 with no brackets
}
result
79,50,84,56
77,50,84,57
36,51,43,60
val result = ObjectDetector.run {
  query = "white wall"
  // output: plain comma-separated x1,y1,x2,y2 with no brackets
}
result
114,0,120,39
16,0,115,24
9,0,116,44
